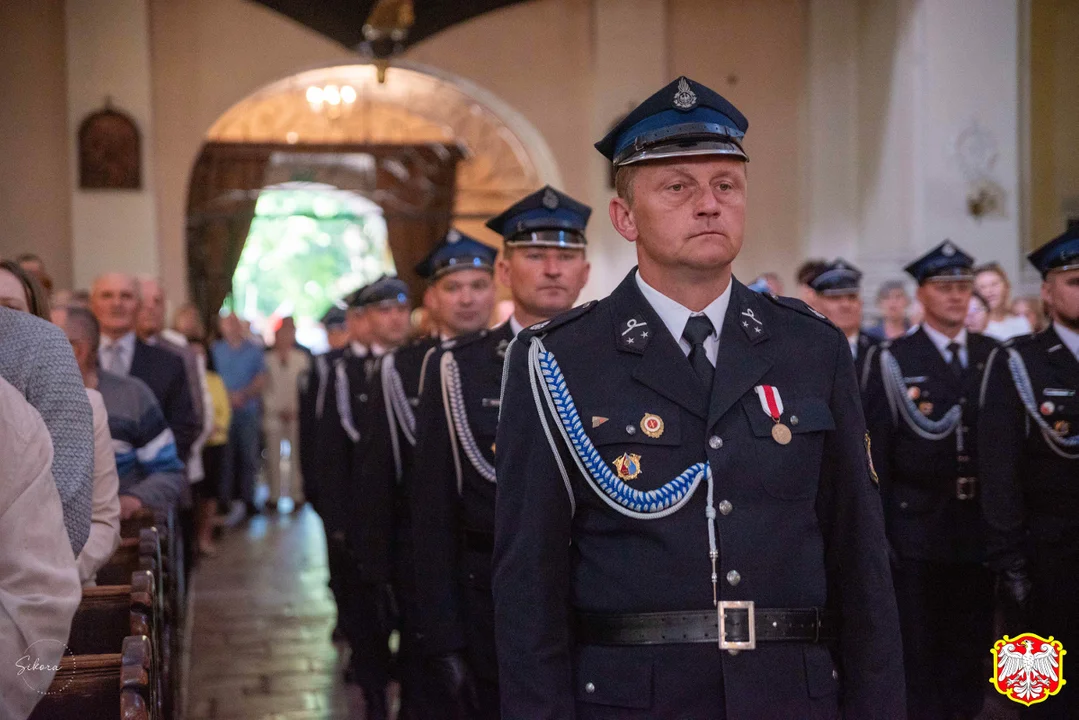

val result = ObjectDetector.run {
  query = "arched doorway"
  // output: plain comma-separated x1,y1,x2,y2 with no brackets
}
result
185,62,560,328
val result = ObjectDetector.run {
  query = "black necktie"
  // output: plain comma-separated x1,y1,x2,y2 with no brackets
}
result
947,342,964,376
683,315,715,389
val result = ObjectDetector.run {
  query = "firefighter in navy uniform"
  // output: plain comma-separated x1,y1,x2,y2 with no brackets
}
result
862,240,997,720
979,228,1079,719
409,186,592,719
319,277,411,720
299,304,348,519
809,259,879,392
493,76,904,720
361,230,499,718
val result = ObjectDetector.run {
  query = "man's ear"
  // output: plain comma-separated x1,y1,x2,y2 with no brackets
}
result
609,197,639,243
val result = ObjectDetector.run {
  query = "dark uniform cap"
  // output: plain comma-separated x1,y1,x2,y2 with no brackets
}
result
485,185,591,249
320,304,347,329
904,240,975,284
349,275,410,308
1028,226,1079,278
595,76,749,167
810,259,863,296
415,228,499,280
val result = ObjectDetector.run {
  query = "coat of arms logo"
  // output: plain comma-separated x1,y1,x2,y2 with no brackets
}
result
673,77,697,110
542,188,559,210
990,633,1066,706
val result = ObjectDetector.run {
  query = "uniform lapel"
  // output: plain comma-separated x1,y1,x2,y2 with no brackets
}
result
1044,325,1079,378
707,280,772,429
610,271,708,420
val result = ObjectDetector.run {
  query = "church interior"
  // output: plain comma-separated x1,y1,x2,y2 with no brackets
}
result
1,1,1077,718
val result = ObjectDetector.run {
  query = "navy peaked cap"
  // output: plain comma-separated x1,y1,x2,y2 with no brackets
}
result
810,259,863,295
415,229,498,280
486,186,591,248
1028,226,1079,278
904,240,975,284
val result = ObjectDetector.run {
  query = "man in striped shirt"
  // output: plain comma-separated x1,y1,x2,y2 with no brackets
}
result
62,306,185,517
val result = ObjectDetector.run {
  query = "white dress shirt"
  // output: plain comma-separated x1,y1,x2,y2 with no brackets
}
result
98,331,136,376
1053,322,1079,362
635,271,732,366
848,333,859,358
509,315,526,336
921,323,969,369
350,340,370,357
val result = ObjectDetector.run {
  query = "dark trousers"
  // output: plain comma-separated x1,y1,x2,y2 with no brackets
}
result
1026,538,1079,719
220,409,260,506
893,558,993,720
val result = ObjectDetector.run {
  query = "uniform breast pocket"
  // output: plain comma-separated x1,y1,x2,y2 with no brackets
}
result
740,395,834,500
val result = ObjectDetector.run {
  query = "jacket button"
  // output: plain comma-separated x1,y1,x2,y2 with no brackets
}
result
832,669,839,680
585,682,595,694
790,415,799,425
709,436,723,449
718,500,733,515
359,393,368,402
726,570,741,586
625,425,636,435
900,501,909,509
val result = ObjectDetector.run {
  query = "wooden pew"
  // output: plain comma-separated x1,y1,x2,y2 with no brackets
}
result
27,635,155,720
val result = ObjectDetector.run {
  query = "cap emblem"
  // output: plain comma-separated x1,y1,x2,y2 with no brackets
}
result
447,229,461,244
542,188,559,210
942,241,956,257
672,77,697,110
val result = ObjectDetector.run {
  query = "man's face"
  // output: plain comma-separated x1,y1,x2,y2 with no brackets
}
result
90,273,140,337
974,270,1008,312
496,247,590,320
878,288,910,321
1044,268,1079,331
917,279,973,330
276,319,297,347
327,326,350,350
219,313,243,344
135,279,166,339
430,269,496,337
610,156,746,276
366,303,412,349
817,292,863,337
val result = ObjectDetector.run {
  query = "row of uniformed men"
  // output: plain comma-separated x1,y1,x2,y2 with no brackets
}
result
297,186,593,719
800,236,1079,720
299,73,1079,720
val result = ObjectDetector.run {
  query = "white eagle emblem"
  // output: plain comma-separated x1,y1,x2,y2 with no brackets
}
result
542,188,559,210
673,77,697,110
991,634,1066,706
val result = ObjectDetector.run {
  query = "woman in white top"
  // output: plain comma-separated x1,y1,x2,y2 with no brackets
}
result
974,262,1032,340
261,317,310,511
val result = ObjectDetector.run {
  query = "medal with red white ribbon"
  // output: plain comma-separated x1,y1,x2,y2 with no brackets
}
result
755,385,792,445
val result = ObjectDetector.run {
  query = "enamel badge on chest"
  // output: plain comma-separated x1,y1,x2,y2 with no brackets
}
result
755,385,791,445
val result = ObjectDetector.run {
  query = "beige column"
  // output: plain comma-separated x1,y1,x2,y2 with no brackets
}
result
582,0,668,301
66,0,158,289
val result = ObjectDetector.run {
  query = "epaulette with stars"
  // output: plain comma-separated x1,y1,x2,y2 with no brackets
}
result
517,300,599,342
761,293,843,334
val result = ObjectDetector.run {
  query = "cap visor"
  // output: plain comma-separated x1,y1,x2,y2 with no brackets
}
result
617,140,748,167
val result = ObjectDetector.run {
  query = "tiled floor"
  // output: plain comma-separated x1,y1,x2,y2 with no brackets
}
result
184,507,365,720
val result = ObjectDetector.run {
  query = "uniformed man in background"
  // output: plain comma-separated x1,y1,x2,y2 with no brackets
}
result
409,186,591,719
361,230,499,718
863,240,997,720
979,227,1079,719
808,259,879,389
493,76,903,719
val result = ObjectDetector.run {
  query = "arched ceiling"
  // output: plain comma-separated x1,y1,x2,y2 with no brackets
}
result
251,0,530,49
207,64,541,219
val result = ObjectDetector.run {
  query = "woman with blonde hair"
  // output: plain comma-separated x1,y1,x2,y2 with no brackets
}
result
974,262,1031,340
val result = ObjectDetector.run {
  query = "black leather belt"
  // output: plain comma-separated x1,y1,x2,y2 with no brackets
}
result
462,529,494,553
575,603,837,651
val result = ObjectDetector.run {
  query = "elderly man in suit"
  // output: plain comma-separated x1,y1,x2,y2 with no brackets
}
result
90,273,200,463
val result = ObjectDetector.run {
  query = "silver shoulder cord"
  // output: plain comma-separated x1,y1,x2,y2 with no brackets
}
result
861,344,878,394
440,351,497,495
880,347,964,449
981,347,1079,460
314,355,330,420
526,336,721,600
334,357,360,442
380,354,404,481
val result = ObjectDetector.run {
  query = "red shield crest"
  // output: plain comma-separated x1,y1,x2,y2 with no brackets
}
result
990,633,1066,706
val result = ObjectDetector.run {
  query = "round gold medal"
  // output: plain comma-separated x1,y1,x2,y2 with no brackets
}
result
771,423,792,445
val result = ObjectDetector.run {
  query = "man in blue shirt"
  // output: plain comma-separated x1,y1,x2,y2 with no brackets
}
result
212,313,266,516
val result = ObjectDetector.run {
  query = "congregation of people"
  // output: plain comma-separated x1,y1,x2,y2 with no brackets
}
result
2,76,1078,720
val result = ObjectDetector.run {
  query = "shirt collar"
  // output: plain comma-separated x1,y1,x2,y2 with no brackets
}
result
509,315,526,336
350,340,369,357
103,331,136,353
634,270,732,346
921,322,967,355
1053,322,1079,360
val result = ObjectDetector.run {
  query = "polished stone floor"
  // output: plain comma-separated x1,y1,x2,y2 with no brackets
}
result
185,506,366,720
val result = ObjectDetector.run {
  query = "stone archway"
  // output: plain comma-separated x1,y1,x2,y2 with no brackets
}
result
186,62,562,323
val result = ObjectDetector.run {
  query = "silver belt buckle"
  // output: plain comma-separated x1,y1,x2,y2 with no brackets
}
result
956,477,977,500
717,600,756,651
